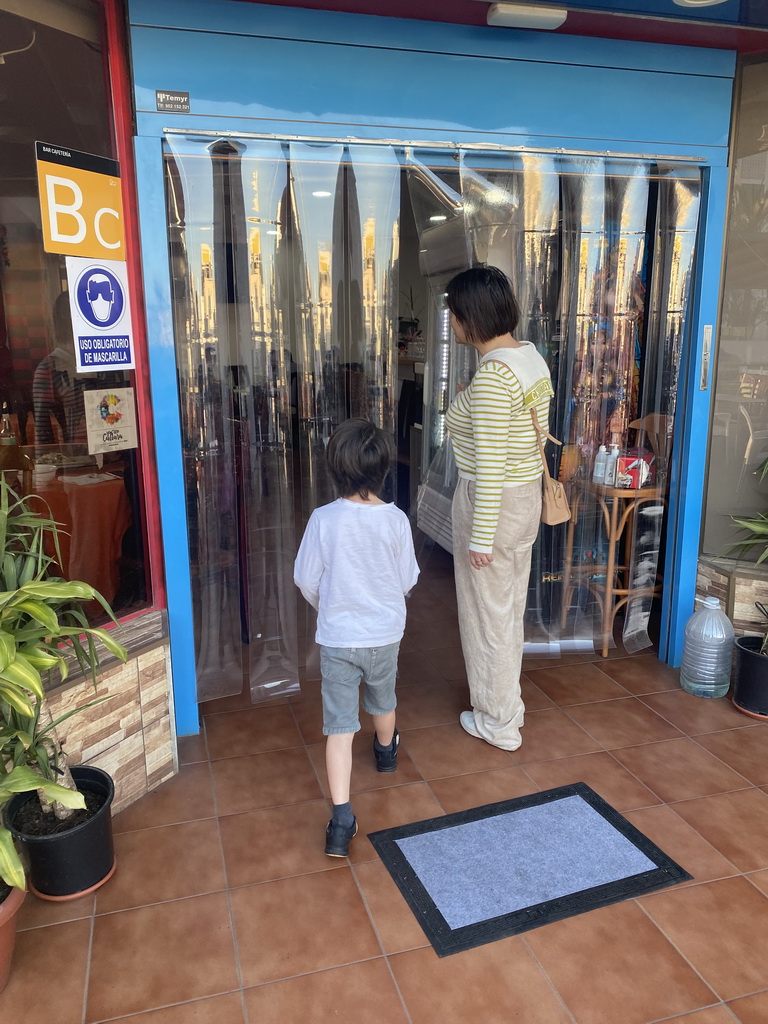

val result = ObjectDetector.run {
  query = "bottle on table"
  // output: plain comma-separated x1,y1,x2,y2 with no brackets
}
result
0,403,16,446
592,445,608,484
679,596,734,699
603,444,620,486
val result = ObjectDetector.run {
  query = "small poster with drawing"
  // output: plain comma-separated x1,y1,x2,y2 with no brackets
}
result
83,387,138,454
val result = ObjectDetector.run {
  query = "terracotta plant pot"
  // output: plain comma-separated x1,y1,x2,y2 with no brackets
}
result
733,635,768,720
3,765,116,901
0,884,25,993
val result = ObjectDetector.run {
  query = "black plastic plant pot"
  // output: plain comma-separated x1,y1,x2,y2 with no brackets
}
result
733,635,768,721
4,765,116,901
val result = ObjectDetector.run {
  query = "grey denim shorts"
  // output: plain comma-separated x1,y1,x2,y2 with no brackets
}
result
320,642,400,735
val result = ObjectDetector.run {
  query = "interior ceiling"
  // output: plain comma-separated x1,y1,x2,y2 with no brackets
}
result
236,0,768,53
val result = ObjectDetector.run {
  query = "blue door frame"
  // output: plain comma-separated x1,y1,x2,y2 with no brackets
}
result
129,0,734,734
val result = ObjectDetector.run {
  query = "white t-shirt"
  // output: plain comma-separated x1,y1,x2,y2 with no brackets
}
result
294,498,420,648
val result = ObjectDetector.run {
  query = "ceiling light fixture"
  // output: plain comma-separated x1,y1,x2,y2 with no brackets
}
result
312,190,332,198
672,0,728,6
486,3,567,30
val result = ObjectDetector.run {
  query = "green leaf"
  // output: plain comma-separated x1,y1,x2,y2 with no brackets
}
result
88,628,128,662
11,598,59,633
0,630,14,672
0,653,43,699
20,581,96,602
0,830,25,891
0,683,34,716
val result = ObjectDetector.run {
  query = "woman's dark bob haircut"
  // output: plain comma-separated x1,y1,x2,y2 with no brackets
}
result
327,418,393,500
446,265,520,346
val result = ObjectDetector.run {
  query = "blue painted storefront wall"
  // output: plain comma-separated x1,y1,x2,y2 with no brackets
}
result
128,0,734,733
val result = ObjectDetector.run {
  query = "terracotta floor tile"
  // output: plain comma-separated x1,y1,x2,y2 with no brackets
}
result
211,746,322,817
428,766,539,814
243,959,407,1024
307,738,425,797
525,900,715,1024
205,705,302,760
200,682,255,715
426,644,468,681
598,656,681,694
625,805,740,886
520,674,557,711
353,859,430,954
231,869,380,986
86,893,238,1021
523,750,659,811
672,789,768,872
394,680,467,730
396,648,448,683
580,642,656,663
389,938,574,1024
612,737,751,803
348,783,445,864
106,993,246,1024
661,1010,742,1024
567,697,683,749
289,694,325,745
113,762,215,833
513,708,602,764
400,723,515,779
640,690,748,735
727,990,768,1023
0,919,90,1024
218,799,339,887
746,869,768,897
526,661,631,705
178,733,208,764
695,727,768,786
16,891,95,931
96,819,226,914
641,877,768,1001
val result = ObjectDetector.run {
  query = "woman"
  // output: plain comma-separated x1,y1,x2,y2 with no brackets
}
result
444,266,554,750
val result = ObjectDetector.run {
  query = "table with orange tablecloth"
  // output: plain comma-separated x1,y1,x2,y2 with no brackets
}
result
29,469,132,605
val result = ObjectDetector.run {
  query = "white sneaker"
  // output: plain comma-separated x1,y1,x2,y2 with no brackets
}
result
459,710,482,739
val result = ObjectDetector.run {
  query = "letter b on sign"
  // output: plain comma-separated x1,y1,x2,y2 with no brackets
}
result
37,160,126,261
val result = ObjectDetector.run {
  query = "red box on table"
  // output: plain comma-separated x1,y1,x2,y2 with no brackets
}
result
615,449,656,488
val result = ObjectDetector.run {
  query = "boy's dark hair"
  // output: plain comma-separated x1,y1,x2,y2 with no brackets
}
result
327,418,392,500
446,265,520,345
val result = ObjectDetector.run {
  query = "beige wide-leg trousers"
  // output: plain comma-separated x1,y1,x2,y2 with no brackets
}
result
452,477,542,750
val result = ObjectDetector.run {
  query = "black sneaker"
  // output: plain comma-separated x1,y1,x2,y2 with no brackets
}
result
373,729,399,773
324,818,358,858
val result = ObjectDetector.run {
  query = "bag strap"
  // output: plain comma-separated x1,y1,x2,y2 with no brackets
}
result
530,408,562,483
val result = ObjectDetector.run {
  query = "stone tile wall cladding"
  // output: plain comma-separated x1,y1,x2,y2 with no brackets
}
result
697,557,768,637
46,642,177,813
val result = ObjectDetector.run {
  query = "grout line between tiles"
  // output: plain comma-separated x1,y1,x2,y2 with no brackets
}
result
518,935,579,1024
644,1000,737,1024
81,911,96,1024
348,862,415,1024
633,891,733,1005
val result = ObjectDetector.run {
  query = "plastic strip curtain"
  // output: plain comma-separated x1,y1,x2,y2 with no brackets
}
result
288,143,400,674
164,136,300,701
622,165,701,652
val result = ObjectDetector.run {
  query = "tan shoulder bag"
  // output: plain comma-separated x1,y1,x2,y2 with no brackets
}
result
530,408,571,526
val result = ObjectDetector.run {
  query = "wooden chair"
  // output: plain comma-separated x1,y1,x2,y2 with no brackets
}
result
629,413,673,467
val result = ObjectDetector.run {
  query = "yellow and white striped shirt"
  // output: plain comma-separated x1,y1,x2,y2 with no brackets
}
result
445,343,554,554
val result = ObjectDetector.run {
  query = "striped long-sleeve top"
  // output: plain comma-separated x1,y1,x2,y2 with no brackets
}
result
445,343,554,554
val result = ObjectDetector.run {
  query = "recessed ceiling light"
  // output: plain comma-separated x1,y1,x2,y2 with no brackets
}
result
266,230,279,235
429,215,447,223
312,190,332,198
673,0,728,5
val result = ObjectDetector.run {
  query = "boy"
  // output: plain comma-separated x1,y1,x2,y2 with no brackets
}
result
294,418,419,857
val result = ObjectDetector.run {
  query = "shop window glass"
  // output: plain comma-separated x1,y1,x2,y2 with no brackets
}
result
702,60,768,572
0,1,150,621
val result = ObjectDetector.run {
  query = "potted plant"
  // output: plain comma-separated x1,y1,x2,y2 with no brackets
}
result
726,509,768,719
0,766,86,992
0,477,127,900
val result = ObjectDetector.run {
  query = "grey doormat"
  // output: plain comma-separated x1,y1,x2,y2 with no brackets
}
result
368,782,690,956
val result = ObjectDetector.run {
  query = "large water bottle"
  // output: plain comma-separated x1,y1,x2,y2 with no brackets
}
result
680,596,734,698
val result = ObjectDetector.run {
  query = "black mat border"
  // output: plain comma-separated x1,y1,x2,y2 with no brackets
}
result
368,782,692,957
